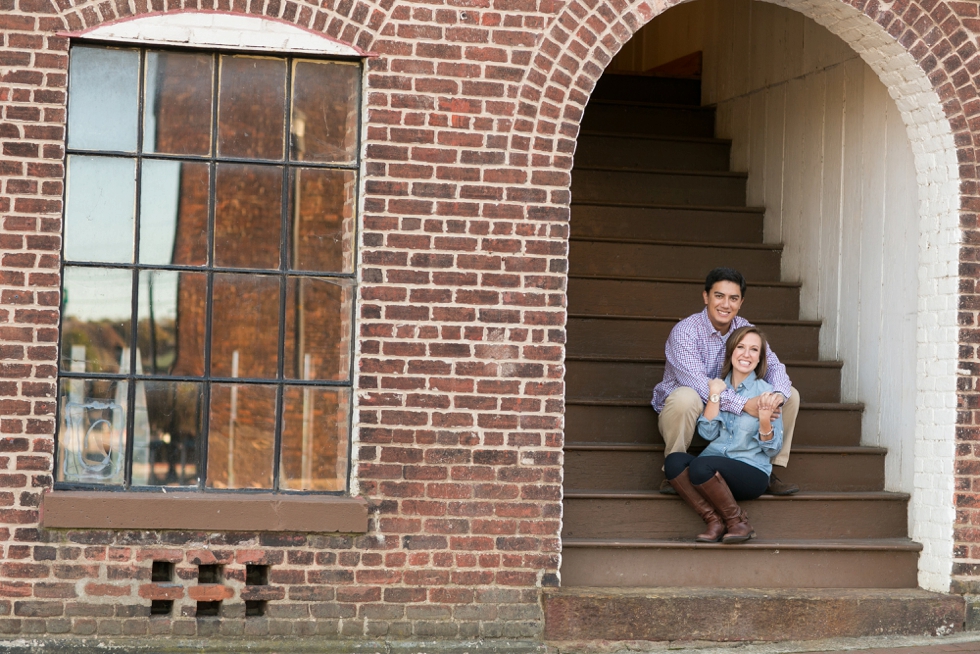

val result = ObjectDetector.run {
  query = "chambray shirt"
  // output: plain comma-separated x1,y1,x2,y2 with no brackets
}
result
651,309,792,414
696,371,783,476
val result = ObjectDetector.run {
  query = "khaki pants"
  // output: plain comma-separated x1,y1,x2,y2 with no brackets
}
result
657,386,800,468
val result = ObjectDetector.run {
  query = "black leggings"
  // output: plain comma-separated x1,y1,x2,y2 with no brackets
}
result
664,453,769,501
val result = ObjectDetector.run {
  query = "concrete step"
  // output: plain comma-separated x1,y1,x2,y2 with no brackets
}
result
575,132,732,170
567,277,800,321
591,73,702,105
558,538,920,588
571,167,746,206
566,315,821,360
562,490,909,540
570,203,765,243
569,238,782,281
543,587,964,640
565,357,842,403
563,443,886,492
563,399,864,447
580,101,716,138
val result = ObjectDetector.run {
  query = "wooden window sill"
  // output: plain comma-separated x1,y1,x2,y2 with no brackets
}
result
41,491,368,533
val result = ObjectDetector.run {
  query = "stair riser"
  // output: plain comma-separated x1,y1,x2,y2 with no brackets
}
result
575,135,731,171
559,547,918,588
563,449,885,492
566,318,820,360
572,170,746,206
544,591,963,641
581,104,715,138
568,279,800,320
563,404,864,447
570,205,764,243
565,360,842,403
562,497,909,539
591,75,702,105
570,241,782,282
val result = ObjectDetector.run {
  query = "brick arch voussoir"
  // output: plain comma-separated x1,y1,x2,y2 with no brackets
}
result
56,0,395,54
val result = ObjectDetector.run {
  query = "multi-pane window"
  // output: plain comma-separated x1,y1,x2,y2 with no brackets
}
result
57,45,359,492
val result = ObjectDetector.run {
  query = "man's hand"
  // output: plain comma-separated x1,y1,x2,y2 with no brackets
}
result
744,393,784,418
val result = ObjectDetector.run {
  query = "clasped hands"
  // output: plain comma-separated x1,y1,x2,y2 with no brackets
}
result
707,378,783,420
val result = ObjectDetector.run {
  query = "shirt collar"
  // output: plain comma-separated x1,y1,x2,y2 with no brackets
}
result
725,369,758,391
700,308,735,339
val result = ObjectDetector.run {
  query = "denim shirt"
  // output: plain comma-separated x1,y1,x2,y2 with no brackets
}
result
696,371,783,475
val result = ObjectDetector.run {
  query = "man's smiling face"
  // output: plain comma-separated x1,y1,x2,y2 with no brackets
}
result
703,280,743,334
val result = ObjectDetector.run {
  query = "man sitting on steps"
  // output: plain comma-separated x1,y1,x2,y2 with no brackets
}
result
652,267,801,496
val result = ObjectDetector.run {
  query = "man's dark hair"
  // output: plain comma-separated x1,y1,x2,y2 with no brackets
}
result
704,267,746,296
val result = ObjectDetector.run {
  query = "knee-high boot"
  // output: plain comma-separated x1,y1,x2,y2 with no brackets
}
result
668,469,726,542
694,471,756,544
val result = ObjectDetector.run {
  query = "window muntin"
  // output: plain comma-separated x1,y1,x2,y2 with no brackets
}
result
57,45,359,493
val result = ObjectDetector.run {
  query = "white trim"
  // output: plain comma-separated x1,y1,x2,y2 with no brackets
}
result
65,11,365,57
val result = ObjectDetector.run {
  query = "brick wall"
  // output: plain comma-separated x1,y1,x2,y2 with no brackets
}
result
0,0,978,640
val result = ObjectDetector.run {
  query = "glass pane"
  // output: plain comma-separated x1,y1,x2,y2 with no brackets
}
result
283,277,353,382
217,56,286,160
137,271,206,376
61,267,133,374
290,60,359,164
288,168,356,273
131,381,203,487
280,386,349,491
144,51,213,156
139,160,209,266
214,163,283,269
64,155,136,264
67,46,139,152
207,383,276,489
57,377,127,485
210,273,280,379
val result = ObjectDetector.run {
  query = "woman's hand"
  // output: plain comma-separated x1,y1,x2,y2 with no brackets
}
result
757,393,777,440
708,378,726,397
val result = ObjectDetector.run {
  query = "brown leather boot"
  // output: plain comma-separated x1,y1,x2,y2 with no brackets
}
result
668,469,726,542
694,471,756,544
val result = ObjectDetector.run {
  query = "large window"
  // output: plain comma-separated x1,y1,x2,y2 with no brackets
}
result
57,45,359,493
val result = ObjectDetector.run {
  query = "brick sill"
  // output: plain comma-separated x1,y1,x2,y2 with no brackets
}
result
41,491,368,533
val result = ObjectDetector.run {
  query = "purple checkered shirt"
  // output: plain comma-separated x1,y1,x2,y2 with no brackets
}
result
651,309,792,414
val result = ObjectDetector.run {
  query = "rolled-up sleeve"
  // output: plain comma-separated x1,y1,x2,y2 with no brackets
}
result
757,415,783,456
697,415,724,442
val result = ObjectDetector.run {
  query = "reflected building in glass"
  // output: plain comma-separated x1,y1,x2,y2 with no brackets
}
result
58,45,359,493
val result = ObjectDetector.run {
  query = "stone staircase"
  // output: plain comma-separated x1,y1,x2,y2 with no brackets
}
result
544,73,965,641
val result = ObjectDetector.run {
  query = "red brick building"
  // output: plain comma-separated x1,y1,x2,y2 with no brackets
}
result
0,0,980,647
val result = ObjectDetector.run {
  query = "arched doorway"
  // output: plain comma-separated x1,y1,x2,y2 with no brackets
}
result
549,0,962,640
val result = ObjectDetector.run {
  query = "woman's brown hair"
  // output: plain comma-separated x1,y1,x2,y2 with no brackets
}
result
721,326,769,381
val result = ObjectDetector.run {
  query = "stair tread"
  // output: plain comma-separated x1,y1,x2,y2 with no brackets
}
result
564,443,887,454
563,490,909,500
562,537,922,551
570,236,782,250
569,274,801,287
564,397,863,410
579,130,731,145
545,586,950,599
566,355,842,368
572,200,766,212
575,165,748,178
567,313,822,327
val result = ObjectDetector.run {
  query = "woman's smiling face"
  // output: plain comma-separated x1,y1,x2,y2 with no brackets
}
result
731,332,762,377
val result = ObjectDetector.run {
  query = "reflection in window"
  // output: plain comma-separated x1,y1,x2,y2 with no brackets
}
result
58,45,358,492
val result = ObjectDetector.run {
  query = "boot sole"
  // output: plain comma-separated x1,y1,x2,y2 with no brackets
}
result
722,532,756,544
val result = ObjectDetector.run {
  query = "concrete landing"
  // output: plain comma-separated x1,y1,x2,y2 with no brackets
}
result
543,588,966,643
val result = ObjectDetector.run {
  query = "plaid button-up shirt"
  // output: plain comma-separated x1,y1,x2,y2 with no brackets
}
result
651,309,792,414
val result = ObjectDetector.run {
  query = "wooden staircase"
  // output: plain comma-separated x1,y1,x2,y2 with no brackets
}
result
544,73,964,641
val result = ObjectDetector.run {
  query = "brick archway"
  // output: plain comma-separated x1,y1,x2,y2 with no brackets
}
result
518,0,969,592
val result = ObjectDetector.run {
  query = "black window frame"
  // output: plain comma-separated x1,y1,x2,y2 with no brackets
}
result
54,40,362,495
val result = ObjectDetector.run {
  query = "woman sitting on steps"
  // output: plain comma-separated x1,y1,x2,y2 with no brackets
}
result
664,325,784,544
